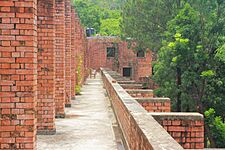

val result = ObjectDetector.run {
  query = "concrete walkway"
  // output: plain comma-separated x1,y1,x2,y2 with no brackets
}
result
37,73,118,150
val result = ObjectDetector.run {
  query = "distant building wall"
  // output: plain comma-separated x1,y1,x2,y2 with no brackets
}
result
87,36,152,82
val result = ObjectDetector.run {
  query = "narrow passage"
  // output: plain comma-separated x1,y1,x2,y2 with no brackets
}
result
37,73,118,150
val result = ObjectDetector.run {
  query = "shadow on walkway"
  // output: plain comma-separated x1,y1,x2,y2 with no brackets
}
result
37,73,121,150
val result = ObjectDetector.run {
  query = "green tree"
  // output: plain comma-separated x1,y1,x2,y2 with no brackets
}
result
73,0,102,32
152,2,225,147
205,108,225,148
154,4,201,112
73,0,122,35
100,18,121,36
122,0,186,51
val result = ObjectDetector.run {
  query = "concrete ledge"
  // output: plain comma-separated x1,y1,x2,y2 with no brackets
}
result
101,68,184,150
125,89,153,94
126,89,153,93
107,71,131,81
112,77,131,81
120,84,143,89
126,89,154,98
149,112,203,120
117,80,137,84
55,114,66,118
65,104,72,108
135,97,170,103
37,129,56,135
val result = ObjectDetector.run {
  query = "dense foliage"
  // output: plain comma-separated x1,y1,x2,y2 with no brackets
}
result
122,0,225,148
73,0,122,35
205,108,225,147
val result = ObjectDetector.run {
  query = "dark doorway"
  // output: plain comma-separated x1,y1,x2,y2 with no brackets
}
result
123,67,132,77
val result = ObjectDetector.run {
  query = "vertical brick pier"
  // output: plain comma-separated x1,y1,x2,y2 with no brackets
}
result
71,7,76,100
64,0,72,107
37,0,56,135
0,0,37,149
54,0,66,118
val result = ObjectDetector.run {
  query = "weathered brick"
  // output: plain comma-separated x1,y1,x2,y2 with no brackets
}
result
71,7,76,98
87,38,152,82
0,1,37,149
55,0,66,117
65,0,72,107
37,0,56,135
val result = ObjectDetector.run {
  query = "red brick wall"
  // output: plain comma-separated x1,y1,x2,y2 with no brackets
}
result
87,37,120,70
87,37,152,82
80,29,87,85
74,13,79,86
152,113,204,149
65,0,71,107
74,13,87,86
0,0,37,149
118,42,152,82
71,7,76,99
37,0,56,135
136,98,171,112
126,89,154,98
55,0,66,118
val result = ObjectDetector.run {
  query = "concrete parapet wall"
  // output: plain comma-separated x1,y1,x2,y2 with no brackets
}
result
101,68,184,150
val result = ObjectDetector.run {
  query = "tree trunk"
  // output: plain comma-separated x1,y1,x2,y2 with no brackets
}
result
193,80,217,148
176,67,182,112
205,124,217,148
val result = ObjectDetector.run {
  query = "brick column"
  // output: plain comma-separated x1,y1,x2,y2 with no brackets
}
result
71,7,76,99
80,29,85,85
0,0,37,149
55,0,66,118
37,0,56,134
65,0,72,107
75,14,81,86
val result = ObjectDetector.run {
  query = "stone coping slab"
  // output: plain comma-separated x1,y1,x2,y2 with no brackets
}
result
110,77,131,80
135,97,170,103
126,89,154,92
120,84,143,89
148,112,203,120
117,80,137,84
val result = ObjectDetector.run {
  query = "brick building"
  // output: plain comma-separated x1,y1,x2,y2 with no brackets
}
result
87,36,152,82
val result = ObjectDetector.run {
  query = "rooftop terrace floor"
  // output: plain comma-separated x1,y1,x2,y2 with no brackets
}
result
37,74,120,150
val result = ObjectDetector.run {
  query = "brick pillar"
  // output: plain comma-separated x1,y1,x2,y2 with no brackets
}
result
55,0,66,118
65,0,72,107
80,29,85,85
37,0,56,134
0,0,37,149
75,15,81,86
71,7,76,99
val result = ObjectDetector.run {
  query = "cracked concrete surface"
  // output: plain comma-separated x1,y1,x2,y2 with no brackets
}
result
37,74,118,150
